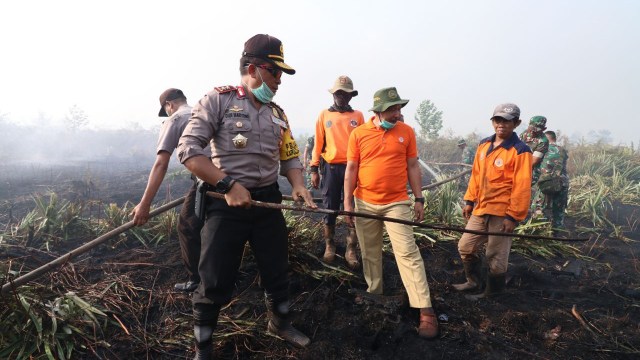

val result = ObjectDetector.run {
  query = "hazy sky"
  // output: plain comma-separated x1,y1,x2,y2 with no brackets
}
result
2,0,639,144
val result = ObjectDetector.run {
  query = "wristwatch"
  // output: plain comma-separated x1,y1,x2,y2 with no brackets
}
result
414,197,425,204
215,176,237,194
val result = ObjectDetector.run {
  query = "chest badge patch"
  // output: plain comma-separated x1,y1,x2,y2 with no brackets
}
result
326,120,332,128
229,105,243,112
233,133,248,149
398,136,404,143
272,116,288,129
494,158,504,167
235,121,244,128
350,119,358,127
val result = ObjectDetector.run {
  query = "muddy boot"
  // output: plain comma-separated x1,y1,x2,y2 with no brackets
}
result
465,273,506,301
344,227,360,269
417,307,439,339
322,224,336,263
452,258,482,291
192,304,219,360
266,298,311,348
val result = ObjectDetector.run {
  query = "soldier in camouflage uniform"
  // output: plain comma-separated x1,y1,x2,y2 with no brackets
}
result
457,139,474,188
458,139,475,165
520,116,549,183
520,116,549,216
540,131,569,229
302,136,315,191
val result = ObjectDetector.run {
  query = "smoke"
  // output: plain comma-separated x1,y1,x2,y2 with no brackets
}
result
0,119,159,166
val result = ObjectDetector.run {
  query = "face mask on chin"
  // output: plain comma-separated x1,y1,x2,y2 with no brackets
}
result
379,114,397,130
249,68,275,103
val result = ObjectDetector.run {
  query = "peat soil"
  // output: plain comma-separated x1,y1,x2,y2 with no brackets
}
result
1,162,639,360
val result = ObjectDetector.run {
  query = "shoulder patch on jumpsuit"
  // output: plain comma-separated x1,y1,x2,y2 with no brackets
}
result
514,140,532,155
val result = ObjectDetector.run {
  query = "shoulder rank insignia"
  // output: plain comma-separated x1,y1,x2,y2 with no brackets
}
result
214,85,237,93
236,86,246,99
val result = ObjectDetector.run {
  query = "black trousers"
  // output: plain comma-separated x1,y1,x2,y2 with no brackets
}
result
320,162,347,225
177,181,203,282
192,184,289,307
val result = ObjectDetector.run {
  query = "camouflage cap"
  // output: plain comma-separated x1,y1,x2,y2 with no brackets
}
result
369,87,409,112
491,103,520,121
529,115,547,129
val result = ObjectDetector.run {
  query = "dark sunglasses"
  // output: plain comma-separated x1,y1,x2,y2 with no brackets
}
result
255,64,282,78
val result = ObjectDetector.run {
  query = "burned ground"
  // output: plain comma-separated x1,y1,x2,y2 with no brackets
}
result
1,161,639,360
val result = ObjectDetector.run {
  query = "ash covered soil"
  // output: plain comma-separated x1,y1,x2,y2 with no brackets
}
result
1,161,639,359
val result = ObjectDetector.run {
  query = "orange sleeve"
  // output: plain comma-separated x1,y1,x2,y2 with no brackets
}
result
310,111,325,167
506,151,533,221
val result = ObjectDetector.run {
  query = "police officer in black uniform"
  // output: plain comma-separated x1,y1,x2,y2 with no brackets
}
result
177,34,316,359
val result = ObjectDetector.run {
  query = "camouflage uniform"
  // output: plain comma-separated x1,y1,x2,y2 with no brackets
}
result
520,116,549,216
461,146,475,165
519,128,549,184
304,136,314,190
540,143,569,228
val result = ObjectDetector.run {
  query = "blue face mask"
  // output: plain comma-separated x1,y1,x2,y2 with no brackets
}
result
250,68,275,103
380,119,396,130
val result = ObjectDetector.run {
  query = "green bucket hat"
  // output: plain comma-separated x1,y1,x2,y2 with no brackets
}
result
369,87,409,112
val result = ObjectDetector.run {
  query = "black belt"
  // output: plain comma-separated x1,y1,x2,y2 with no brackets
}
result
247,183,279,197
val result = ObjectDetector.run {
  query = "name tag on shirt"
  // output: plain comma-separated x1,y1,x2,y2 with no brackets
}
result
272,116,288,129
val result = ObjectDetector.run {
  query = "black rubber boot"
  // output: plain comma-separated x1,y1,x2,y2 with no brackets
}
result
265,297,310,348
193,304,220,360
452,258,483,291
465,273,506,301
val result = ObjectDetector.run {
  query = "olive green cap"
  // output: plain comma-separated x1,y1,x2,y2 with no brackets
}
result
369,87,409,112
